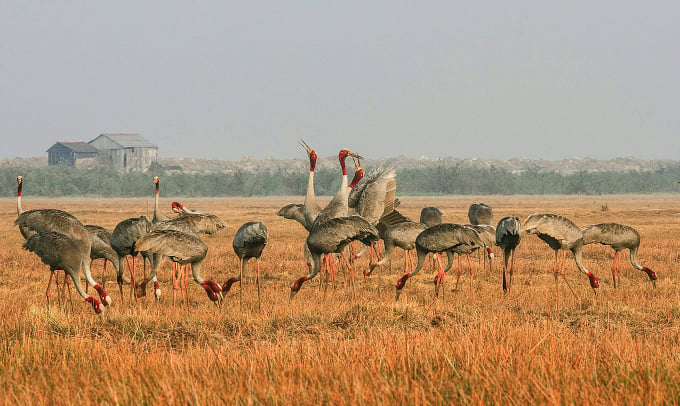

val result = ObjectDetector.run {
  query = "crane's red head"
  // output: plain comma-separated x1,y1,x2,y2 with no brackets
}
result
172,201,184,213
299,139,317,171
202,280,223,303
153,281,161,299
396,274,410,290
338,149,363,175
85,296,103,314
154,176,160,194
642,267,657,287
587,272,599,289
17,176,23,196
94,284,111,306
349,167,364,188
486,247,494,259
290,276,308,299
222,277,239,293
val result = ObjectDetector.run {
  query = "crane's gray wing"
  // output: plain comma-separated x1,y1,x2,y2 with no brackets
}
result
349,167,397,225
495,217,522,245
110,215,152,257
524,213,581,240
168,213,227,235
135,230,208,263
85,224,112,244
307,216,378,253
233,222,269,251
466,224,496,247
416,223,479,252
375,209,412,238
16,209,83,234
23,231,81,270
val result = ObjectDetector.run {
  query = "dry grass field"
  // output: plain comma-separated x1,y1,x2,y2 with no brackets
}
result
1,195,680,405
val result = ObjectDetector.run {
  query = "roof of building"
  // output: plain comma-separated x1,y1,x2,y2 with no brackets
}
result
47,141,99,154
89,133,158,149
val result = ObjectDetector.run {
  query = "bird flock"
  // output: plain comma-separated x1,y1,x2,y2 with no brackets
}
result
14,142,658,315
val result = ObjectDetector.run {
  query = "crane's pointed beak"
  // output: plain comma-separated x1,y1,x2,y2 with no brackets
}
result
299,139,313,154
347,150,364,160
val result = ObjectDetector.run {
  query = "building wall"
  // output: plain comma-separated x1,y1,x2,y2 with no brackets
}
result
48,150,75,166
96,148,157,172
74,156,98,169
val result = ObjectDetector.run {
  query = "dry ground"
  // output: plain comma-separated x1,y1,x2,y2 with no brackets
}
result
1,195,679,405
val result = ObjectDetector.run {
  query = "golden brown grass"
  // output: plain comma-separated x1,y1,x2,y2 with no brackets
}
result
1,195,680,405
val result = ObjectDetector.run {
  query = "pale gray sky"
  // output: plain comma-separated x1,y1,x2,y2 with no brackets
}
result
2,2,679,161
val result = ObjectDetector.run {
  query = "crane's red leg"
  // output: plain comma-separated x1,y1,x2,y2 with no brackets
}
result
172,263,178,308
502,248,508,292
340,252,355,300
124,256,135,302
56,271,64,307
616,251,622,284
64,274,74,313
101,260,108,290
558,251,579,300
434,253,446,297
183,264,189,305
239,258,244,310
256,258,262,311
374,241,383,262
467,254,475,291
45,272,54,307
454,255,463,291
611,251,621,288
85,261,91,295
509,249,515,290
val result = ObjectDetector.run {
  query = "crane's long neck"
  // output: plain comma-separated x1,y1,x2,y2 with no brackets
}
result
442,251,456,273
305,169,315,204
17,181,23,216
371,239,396,269
407,245,430,278
628,246,643,271
571,245,589,276
572,245,599,289
303,169,319,227
153,180,165,222
333,156,350,216
305,251,322,280
189,260,204,284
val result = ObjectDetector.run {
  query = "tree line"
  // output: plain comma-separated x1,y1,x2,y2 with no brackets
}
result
2,164,680,197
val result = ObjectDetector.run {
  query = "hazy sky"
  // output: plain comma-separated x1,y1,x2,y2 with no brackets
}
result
2,2,679,161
